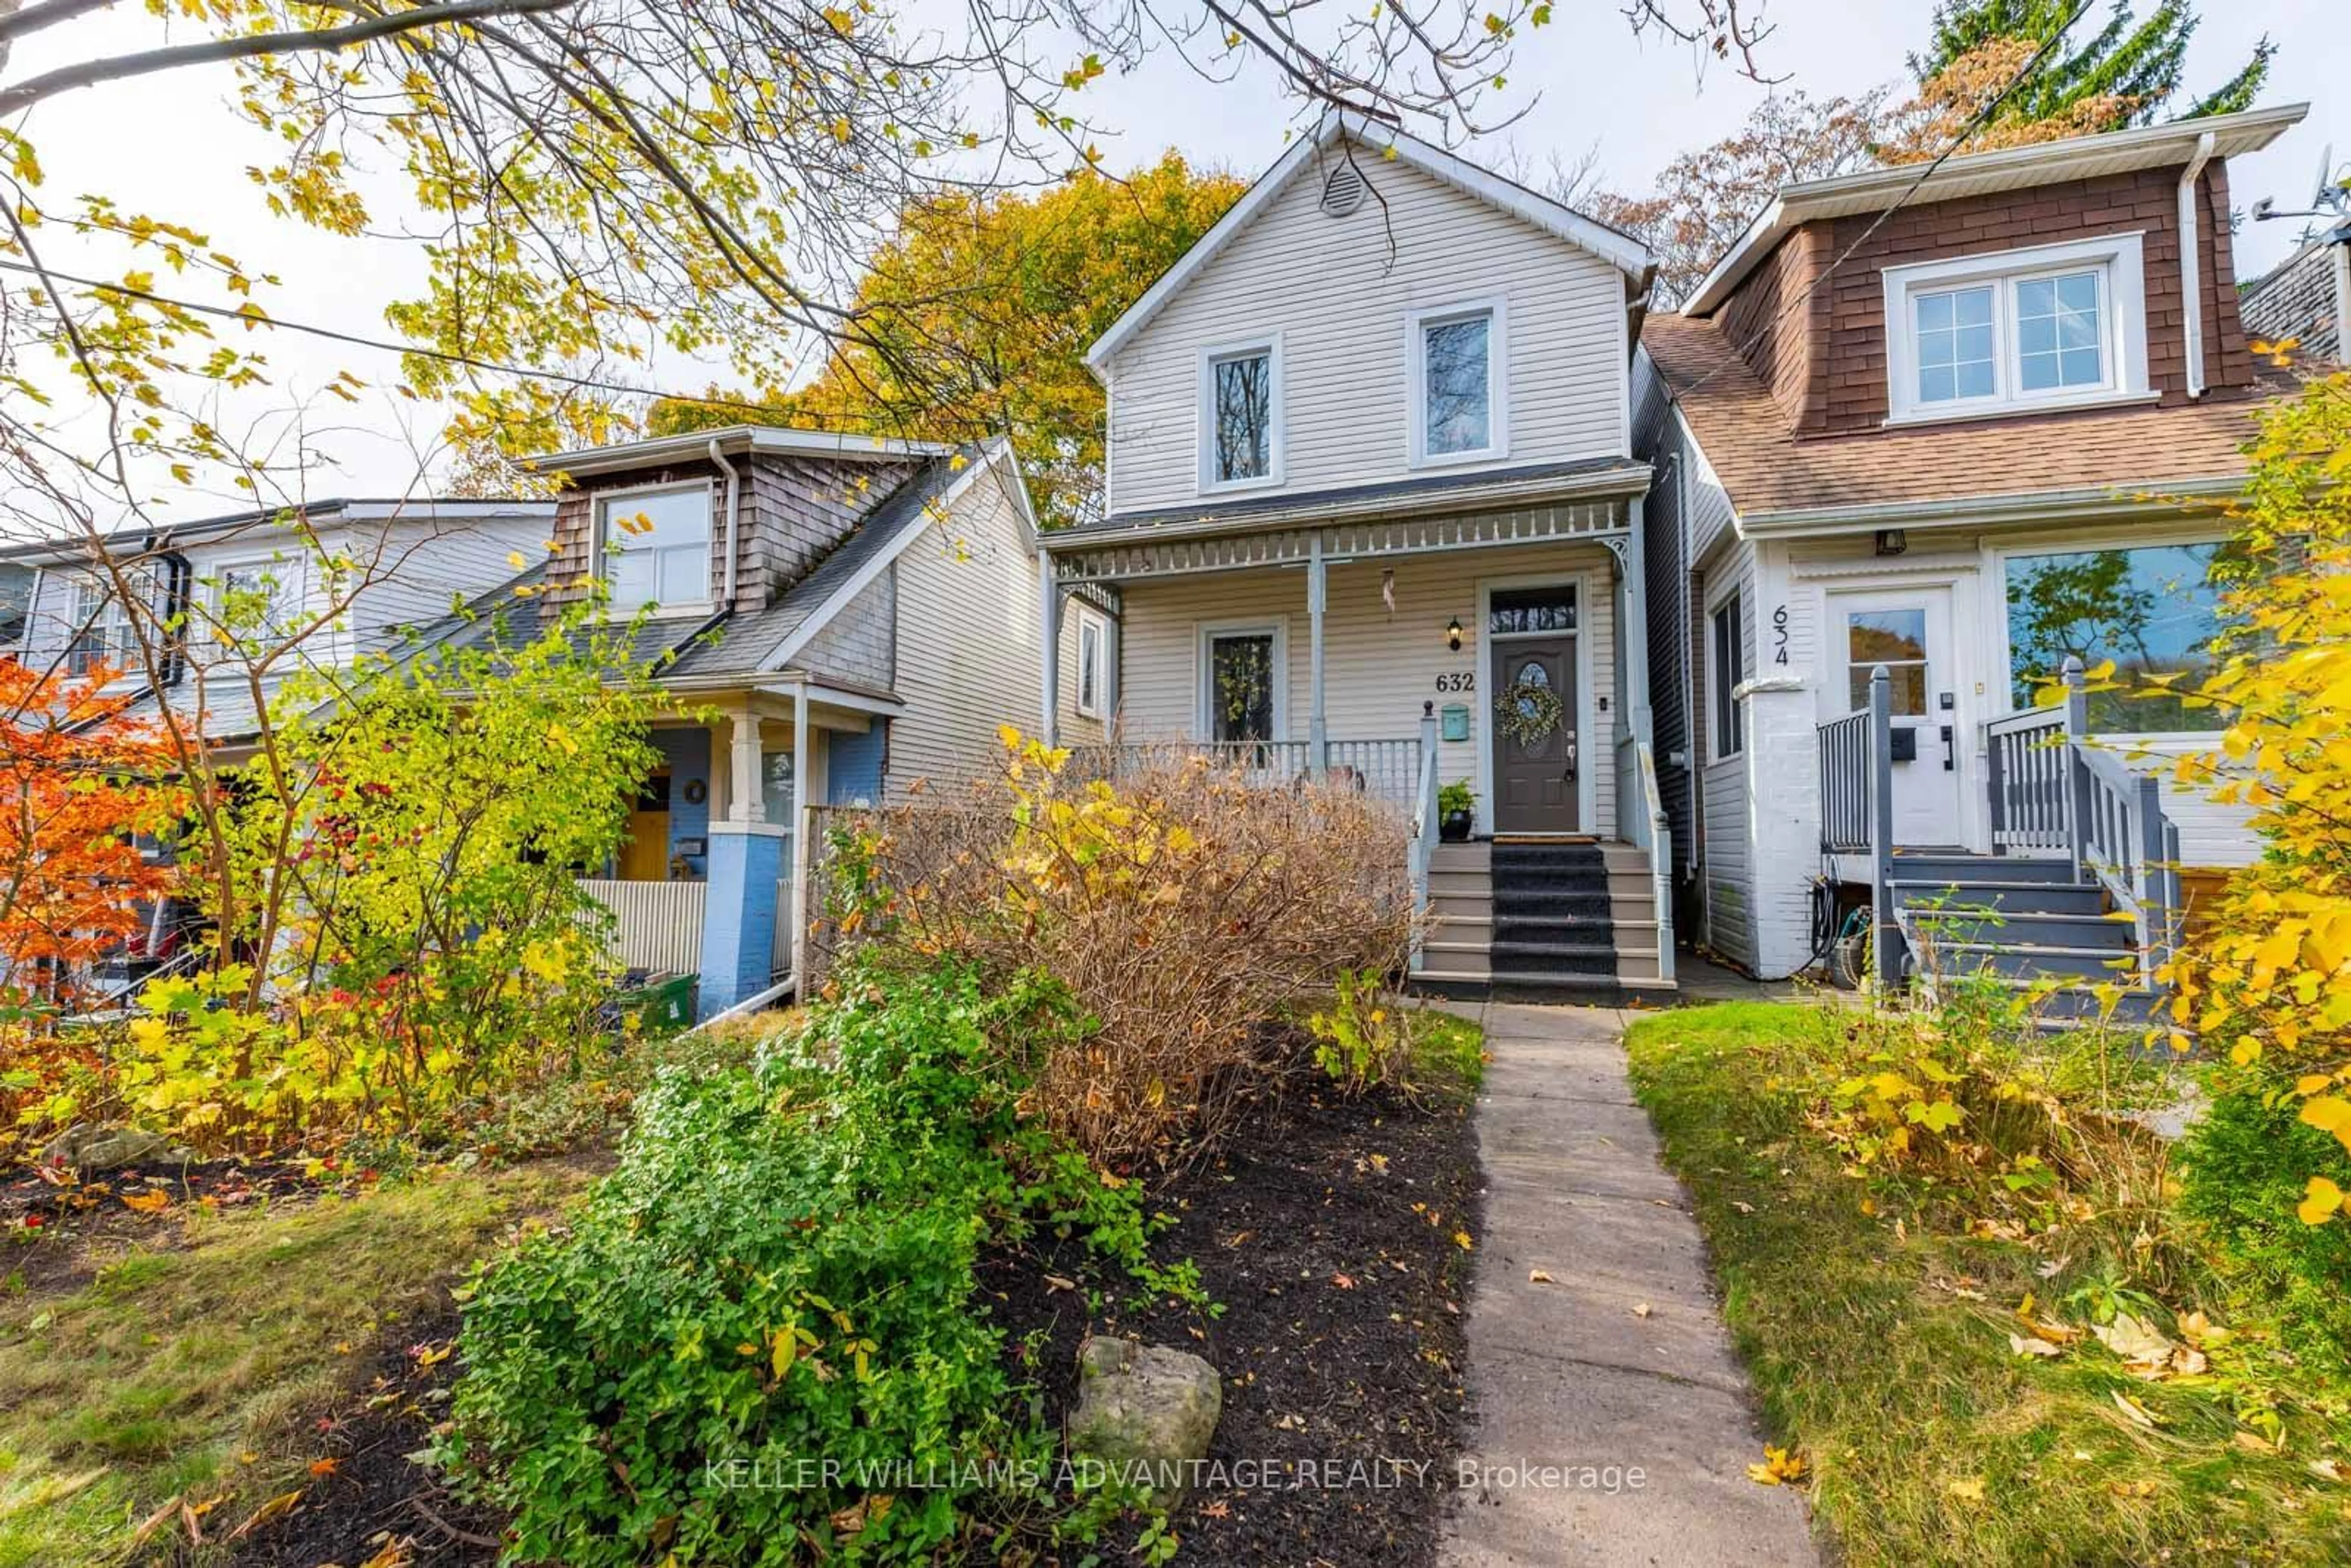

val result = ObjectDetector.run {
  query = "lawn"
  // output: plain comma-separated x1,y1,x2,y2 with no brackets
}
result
1625,1000,2351,1567
0,1160,596,1567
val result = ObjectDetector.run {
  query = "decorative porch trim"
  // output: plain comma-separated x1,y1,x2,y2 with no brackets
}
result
1054,504,1630,585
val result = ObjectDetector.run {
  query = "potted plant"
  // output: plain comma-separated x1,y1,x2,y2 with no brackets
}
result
1437,780,1475,842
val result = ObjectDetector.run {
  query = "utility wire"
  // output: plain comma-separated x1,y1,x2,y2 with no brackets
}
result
1675,0,2096,397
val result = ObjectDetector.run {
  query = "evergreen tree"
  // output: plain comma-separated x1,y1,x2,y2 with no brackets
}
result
1910,0,2271,129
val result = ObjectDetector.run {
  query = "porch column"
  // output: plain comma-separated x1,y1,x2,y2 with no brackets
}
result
1306,531,1327,775
698,702,786,1019
789,681,811,985
1623,498,1654,752
1038,547,1060,747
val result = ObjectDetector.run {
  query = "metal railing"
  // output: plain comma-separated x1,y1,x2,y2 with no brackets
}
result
1986,703,2069,854
1408,705,1440,975
2074,742,2184,980
1635,738,1677,985
1817,708,1874,855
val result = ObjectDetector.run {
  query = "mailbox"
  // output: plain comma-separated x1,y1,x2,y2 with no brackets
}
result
1888,727,1918,763
1441,703,1471,742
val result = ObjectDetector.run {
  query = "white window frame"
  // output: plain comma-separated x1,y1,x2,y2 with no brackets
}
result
1195,335,1284,494
595,479,714,616
206,552,304,647
1074,605,1108,720
1193,618,1288,742
1706,588,1745,760
65,574,138,675
1407,298,1510,467
1882,233,2151,426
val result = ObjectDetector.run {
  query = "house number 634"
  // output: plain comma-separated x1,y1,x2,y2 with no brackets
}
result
1772,604,1790,666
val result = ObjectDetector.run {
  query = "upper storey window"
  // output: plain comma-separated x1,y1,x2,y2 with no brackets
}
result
1883,234,2148,425
1198,337,1282,491
598,484,712,612
1409,300,1508,465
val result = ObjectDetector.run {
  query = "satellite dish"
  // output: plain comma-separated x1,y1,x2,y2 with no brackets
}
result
2316,143,2340,211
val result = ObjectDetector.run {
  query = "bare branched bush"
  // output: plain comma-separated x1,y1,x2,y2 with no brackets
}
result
811,735,1415,1161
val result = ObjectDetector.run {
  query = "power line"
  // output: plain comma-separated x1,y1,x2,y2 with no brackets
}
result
1676,0,2096,397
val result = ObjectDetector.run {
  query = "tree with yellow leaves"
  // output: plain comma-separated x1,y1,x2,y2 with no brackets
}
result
2162,373,2351,1228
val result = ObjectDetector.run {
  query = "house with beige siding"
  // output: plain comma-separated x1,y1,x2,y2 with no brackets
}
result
1633,105,2309,1016
433,427,1098,1017
1041,113,1676,997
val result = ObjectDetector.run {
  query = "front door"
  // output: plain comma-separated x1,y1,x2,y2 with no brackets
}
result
620,771,671,880
1490,636,1580,834
1829,587,1963,848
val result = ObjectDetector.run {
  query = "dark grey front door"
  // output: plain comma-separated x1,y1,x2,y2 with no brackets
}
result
1491,637,1578,833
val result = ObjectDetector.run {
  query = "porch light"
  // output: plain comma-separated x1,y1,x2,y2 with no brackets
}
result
1446,617,1464,652
1874,528,1909,557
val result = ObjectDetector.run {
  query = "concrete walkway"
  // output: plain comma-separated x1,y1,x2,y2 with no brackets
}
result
1440,1000,1818,1568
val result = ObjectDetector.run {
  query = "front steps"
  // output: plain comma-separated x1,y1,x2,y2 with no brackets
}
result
1888,852,2165,1027
1416,839,1673,1001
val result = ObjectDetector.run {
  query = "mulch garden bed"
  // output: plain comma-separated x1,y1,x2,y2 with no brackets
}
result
217,1040,1484,1567
981,1041,1484,1567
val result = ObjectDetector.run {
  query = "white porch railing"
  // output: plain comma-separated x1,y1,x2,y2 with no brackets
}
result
1633,738,1677,986
1068,738,1424,809
577,875,795,978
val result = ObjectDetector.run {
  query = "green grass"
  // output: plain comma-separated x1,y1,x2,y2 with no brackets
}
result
0,1161,595,1567
1626,1001,2351,1568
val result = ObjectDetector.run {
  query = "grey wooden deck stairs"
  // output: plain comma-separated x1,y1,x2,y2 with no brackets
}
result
1416,840,1674,1001
1888,851,2164,1026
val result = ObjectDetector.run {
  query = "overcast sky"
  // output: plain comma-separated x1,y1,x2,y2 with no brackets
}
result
10,0,2345,523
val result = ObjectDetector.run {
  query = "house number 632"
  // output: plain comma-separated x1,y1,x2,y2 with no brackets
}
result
1772,604,1790,666
1434,672,1475,692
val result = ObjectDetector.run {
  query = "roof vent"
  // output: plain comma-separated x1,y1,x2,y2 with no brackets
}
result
1319,162,1368,218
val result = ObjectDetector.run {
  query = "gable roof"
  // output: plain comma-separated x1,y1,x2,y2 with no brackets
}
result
1084,112,1651,373
1642,315,2277,530
1682,102,2309,317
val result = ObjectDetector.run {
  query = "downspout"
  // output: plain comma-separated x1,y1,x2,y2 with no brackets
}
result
2333,231,2351,362
707,438,743,608
2178,132,2217,400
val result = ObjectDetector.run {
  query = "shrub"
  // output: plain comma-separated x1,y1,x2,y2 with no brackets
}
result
1308,968,1410,1093
2176,1086,2351,1363
813,732,1414,1160
445,960,1170,1564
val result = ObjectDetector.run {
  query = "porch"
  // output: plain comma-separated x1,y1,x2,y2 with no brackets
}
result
572,684,894,1018
1819,656,2195,1016
1040,485,1676,994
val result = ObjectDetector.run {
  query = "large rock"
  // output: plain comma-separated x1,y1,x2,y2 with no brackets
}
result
42,1124,189,1174
1068,1336,1221,1491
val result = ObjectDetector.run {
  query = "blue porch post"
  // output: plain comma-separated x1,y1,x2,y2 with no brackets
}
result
697,822,787,1018
696,702,786,1019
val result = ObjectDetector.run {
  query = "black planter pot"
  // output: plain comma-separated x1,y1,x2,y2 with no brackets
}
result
1439,809,1474,843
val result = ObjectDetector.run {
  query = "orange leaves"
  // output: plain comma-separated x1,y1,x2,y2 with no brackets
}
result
119,1188,172,1215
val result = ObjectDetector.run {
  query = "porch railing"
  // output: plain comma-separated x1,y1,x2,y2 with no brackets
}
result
1633,737,1677,986
1986,704,2070,853
1817,708,1874,855
1408,705,1439,975
1813,655,2181,989
1068,737,1423,809
577,874,795,979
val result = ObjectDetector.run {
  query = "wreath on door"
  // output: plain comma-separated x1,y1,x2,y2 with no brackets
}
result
1494,676,1565,748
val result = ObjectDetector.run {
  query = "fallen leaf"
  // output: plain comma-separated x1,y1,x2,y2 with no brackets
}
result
120,1189,171,1215
2110,1390,2161,1430
1043,1274,1076,1293
2178,1310,2232,1349
1731,1201,1756,1215
2093,1311,2180,1379
227,1490,305,1541
1330,1272,1357,1290
2307,1458,2347,1484
1746,1446,1807,1487
1528,1267,1554,1285
2233,1429,2279,1455
307,1457,340,1478
2009,1333,2063,1359
1633,1302,1654,1319
1453,1231,1474,1251
1946,1477,1986,1502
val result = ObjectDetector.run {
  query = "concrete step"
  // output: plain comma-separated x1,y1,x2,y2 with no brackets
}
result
1430,871,1490,900
1429,841,1490,873
1889,879,2108,916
